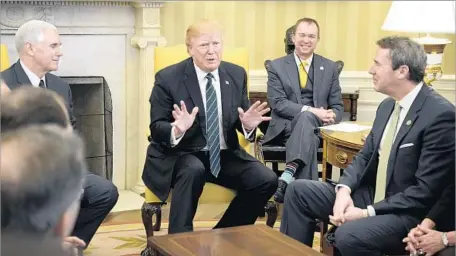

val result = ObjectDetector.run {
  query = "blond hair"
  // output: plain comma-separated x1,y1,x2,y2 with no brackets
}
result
185,19,224,47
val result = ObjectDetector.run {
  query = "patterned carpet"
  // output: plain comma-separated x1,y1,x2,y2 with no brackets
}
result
87,206,322,255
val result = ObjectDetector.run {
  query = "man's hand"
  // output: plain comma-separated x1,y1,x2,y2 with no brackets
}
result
62,236,86,255
171,101,198,137
329,187,354,226
238,101,271,131
343,206,365,222
310,107,336,125
416,226,445,256
403,219,437,254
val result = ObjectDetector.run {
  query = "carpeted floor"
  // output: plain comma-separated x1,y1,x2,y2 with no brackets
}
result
87,205,322,255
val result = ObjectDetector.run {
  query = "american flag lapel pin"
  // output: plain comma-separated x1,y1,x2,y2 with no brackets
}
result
225,80,230,85
320,66,324,70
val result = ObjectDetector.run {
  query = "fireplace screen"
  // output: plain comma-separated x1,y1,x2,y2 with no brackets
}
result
63,76,113,180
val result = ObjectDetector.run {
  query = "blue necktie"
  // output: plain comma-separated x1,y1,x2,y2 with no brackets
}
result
205,73,221,178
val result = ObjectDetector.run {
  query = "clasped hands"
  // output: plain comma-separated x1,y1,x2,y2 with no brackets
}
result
329,188,366,227
171,100,271,137
403,220,445,256
310,107,336,125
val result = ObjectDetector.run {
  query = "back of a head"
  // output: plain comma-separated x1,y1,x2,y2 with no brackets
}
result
1,86,69,132
376,36,427,83
15,19,57,54
1,124,87,235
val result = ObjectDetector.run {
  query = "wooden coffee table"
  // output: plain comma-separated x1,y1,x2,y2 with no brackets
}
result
148,224,324,256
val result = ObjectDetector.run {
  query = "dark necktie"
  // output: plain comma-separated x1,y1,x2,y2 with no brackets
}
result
39,79,46,88
205,73,221,178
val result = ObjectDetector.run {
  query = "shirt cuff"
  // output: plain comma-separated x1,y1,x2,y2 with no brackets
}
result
301,105,311,112
170,126,185,147
367,205,376,217
242,124,255,139
335,184,352,194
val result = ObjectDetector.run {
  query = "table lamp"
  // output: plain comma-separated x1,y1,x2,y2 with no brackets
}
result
382,1,455,85
0,44,10,72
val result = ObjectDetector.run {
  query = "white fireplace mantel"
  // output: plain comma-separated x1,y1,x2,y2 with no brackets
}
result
1,0,167,192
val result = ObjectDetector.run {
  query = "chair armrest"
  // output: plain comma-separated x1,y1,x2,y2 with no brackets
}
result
253,132,266,164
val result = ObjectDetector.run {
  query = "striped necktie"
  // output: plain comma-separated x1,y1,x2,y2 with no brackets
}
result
205,73,221,177
374,102,401,202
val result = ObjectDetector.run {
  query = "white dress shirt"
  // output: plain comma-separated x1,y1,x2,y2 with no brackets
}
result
336,82,424,216
20,60,46,88
170,64,253,148
293,51,314,112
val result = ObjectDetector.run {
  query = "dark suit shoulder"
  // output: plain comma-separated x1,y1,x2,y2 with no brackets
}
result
220,61,246,76
314,53,336,66
1,64,18,88
426,87,455,112
270,54,291,65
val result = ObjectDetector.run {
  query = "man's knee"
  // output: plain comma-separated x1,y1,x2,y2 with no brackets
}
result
284,180,310,202
175,154,205,180
334,223,365,251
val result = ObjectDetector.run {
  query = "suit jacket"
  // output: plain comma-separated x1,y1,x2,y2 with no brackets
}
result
1,60,76,128
426,182,455,232
339,85,455,229
142,58,258,201
264,53,343,143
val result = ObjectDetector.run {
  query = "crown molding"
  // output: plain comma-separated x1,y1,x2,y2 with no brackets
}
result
0,0,165,7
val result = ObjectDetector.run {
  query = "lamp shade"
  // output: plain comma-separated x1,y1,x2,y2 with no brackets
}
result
0,44,10,72
382,1,455,34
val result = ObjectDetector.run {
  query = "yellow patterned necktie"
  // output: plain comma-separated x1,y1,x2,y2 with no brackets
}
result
299,61,308,88
374,102,401,203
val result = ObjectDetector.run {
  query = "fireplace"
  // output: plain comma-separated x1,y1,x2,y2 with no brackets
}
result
63,77,113,180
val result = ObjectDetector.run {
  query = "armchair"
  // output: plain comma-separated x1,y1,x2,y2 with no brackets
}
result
141,45,276,256
254,59,346,227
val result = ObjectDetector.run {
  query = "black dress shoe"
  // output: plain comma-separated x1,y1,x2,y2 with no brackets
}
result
273,179,288,203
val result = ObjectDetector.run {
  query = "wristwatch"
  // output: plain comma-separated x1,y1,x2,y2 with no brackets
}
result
442,232,449,247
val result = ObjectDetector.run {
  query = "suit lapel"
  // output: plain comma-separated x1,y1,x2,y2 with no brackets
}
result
312,55,324,107
385,85,429,185
183,59,206,133
218,63,233,135
284,54,302,104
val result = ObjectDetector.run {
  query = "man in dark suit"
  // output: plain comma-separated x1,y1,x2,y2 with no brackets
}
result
1,19,119,248
403,182,455,256
142,19,277,234
264,17,343,202
279,36,455,256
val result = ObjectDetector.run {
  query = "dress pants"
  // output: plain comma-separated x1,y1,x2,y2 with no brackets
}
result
280,179,419,256
71,172,119,246
168,150,277,234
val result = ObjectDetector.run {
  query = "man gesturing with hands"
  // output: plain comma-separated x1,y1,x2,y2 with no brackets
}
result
142,19,277,234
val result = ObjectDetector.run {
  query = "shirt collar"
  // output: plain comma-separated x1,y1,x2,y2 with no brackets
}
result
19,60,46,87
398,81,423,112
194,62,219,84
294,51,313,68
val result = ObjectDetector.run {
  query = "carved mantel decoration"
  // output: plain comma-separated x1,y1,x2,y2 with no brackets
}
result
0,0,167,193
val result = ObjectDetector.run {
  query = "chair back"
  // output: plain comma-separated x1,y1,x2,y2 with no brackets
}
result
0,44,10,72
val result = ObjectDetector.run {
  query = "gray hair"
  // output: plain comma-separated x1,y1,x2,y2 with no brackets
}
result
15,20,58,53
1,124,87,234
376,36,427,83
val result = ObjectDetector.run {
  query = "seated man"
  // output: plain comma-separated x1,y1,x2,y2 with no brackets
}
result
1,19,118,247
1,124,87,255
403,182,455,256
142,19,277,234
280,36,455,256
264,17,344,202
